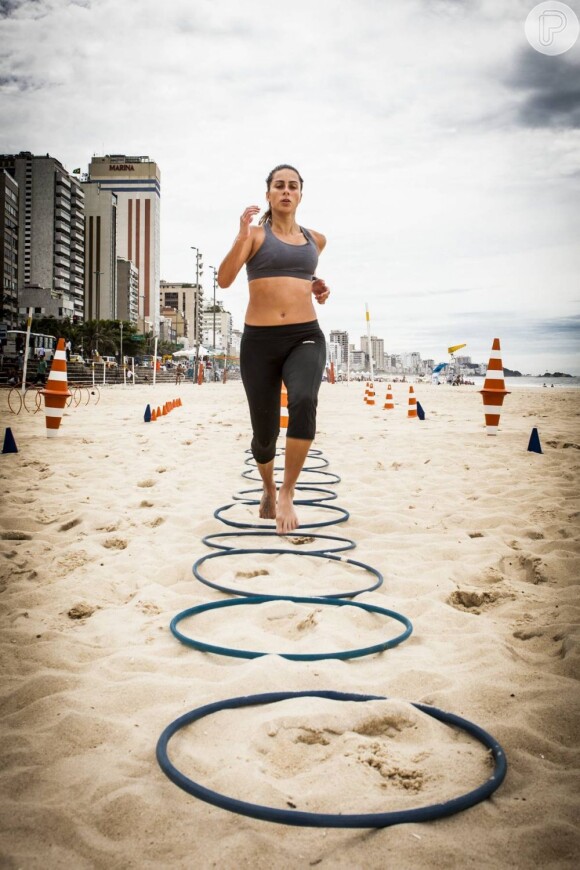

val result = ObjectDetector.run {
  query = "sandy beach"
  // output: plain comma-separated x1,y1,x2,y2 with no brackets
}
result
1,379,579,869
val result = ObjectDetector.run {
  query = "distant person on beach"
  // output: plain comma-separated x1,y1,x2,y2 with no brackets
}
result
175,363,184,385
218,163,330,534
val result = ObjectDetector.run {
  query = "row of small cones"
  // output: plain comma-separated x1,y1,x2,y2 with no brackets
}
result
144,399,182,422
365,383,422,418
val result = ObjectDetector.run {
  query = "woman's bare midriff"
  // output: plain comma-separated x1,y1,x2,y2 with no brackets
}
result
245,277,317,325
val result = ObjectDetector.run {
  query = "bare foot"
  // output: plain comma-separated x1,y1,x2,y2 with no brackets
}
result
276,485,299,534
259,485,277,520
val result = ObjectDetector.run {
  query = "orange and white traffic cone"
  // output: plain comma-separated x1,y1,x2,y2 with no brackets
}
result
479,338,510,435
364,382,370,403
407,385,418,418
280,383,288,433
41,338,71,438
367,383,376,406
383,384,394,410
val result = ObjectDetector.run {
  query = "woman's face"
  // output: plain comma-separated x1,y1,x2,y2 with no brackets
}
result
267,168,302,214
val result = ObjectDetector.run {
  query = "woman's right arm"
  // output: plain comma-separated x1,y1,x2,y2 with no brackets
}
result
217,205,261,288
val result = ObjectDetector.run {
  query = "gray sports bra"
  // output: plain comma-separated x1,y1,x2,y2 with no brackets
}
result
246,222,319,282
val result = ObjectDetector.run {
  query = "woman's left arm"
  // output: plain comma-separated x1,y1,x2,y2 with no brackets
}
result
310,230,329,304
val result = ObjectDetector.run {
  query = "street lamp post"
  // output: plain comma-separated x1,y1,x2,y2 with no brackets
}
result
190,245,203,383
208,265,218,379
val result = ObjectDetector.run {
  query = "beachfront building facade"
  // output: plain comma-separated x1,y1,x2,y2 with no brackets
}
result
82,182,118,321
1,169,19,327
0,152,85,321
202,302,232,351
160,281,203,349
329,330,349,368
117,258,139,324
360,335,385,372
87,155,160,335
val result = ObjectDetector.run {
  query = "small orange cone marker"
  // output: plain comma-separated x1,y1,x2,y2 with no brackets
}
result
151,408,157,421
280,383,288,432
479,338,510,435
41,338,71,437
383,385,394,410
157,406,162,418
407,385,418,418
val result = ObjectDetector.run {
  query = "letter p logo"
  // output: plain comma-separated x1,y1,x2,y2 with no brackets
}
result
526,2,579,55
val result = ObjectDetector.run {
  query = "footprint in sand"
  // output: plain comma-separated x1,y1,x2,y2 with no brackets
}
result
500,553,548,585
146,517,165,528
102,538,128,550
137,479,156,488
448,588,513,613
59,518,82,532
139,500,154,508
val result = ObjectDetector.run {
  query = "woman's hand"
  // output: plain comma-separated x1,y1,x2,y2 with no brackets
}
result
312,277,330,305
238,205,261,239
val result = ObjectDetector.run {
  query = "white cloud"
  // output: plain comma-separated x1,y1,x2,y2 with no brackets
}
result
1,0,579,372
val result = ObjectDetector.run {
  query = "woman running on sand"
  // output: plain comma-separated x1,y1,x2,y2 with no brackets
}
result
218,164,330,534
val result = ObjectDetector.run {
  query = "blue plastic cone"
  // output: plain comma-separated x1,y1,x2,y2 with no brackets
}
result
527,427,542,454
417,401,425,420
2,427,18,454
144,404,152,423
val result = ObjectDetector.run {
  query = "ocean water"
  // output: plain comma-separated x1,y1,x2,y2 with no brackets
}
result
470,376,580,389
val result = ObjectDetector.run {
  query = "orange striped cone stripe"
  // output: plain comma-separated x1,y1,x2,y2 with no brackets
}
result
367,383,375,406
479,338,510,435
41,338,70,437
383,384,394,410
407,385,417,418
280,384,288,430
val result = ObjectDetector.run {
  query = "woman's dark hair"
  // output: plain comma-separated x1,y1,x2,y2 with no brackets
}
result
259,164,304,225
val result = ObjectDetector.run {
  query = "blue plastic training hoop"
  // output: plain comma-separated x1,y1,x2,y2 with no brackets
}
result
214,502,349,530
241,468,341,485
170,595,412,661
156,690,508,829
192,548,383,599
232,485,338,504
201,531,356,554
244,455,330,471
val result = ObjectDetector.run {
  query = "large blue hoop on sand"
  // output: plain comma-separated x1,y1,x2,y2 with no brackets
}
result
214,502,348,530
232,485,338,504
156,690,508,829
241,468,341,485
170,595,412,660
201,531,356,554
244,455,330,471
192,549,383,599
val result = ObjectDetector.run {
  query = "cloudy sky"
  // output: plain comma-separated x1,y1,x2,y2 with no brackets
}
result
1,0,579,373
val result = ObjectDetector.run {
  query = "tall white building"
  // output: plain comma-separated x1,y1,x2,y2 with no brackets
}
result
0,151,85,320
360,335,385,371
329,330,349,367
88,155,160,334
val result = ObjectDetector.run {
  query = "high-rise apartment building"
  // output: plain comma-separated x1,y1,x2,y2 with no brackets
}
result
88,155,160,334
329,330,349,367
0,170,19,326
360,334,385,371
117,258,139,324
202,302,232,350
0,152,85,320
82,183,117,321
160,281,204,348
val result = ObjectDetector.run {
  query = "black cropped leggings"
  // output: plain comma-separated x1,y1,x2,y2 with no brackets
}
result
240,320,327,465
